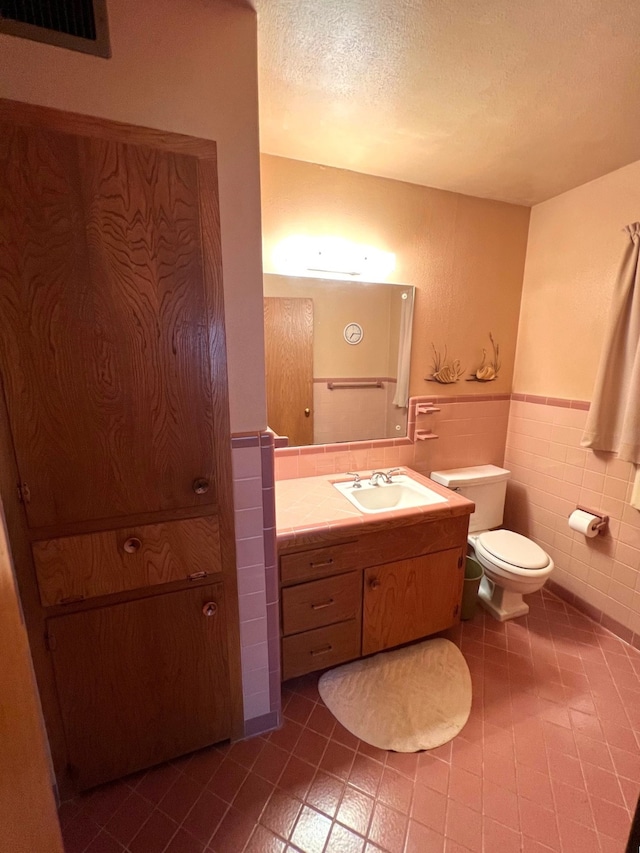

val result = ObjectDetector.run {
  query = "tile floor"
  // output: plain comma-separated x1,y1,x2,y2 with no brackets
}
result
60,589,640,853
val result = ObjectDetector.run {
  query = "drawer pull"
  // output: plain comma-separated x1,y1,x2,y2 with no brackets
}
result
309,558,334,569
310,644,333,657
123,537,142,554
311,598,335,611
188,571,208,581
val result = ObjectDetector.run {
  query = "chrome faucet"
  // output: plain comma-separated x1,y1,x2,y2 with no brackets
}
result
369,468,400,485
345,472,362,489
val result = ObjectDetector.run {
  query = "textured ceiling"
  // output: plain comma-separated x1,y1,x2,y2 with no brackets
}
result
254,0,640,205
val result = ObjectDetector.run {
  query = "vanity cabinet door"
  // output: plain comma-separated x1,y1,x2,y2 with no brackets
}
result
48,582,230,789
362,548,464,656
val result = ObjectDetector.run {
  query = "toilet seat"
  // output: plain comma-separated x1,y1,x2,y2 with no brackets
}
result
475,530,551,578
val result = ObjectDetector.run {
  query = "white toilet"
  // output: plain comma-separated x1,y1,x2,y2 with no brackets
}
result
430,465,554,621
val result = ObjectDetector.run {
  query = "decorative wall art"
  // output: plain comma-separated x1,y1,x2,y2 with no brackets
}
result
469,333,501,382
426,344,465,384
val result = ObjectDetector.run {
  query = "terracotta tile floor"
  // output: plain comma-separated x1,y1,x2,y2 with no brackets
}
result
60,589,640,852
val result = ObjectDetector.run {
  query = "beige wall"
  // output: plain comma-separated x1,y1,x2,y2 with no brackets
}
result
264,275,401,377
261,154,531,398
0,0,266,433
0,504,63,853
514,158,640,399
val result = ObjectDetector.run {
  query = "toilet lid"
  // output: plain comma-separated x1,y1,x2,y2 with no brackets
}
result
477,530,549,570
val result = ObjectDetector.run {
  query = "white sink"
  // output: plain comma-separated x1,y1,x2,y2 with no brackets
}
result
333,473,447,514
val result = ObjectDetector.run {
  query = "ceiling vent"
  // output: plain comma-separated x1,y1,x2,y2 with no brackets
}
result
0,0,110,57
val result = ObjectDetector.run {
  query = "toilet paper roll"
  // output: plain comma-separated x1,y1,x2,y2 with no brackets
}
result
568,509,600,538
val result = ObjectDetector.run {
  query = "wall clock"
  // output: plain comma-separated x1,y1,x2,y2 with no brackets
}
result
344,322,363,345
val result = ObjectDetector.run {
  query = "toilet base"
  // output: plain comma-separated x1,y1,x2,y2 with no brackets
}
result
478,576,529,622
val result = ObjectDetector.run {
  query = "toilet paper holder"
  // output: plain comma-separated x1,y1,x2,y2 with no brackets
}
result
575,505,609,534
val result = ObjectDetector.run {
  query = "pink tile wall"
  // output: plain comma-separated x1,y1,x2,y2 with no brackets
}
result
312,379,398,444
260,431,281,717
274,395,510,481
385,381,408,437
504,398,640,643
231,433,280,731
275,395,509,480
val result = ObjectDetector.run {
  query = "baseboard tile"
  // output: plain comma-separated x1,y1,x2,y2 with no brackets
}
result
243,710,281,739
546,579,639,650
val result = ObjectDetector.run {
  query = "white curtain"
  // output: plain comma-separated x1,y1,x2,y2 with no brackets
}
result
393,294,413,407
581,223,640,507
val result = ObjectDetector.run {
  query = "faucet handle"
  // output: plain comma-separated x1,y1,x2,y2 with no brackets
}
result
345,472,362,488
386,468,400,480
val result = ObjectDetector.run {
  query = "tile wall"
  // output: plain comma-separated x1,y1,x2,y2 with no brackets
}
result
504,396,640,646
231,433,280,735
274,395,511,481
312,379,401,445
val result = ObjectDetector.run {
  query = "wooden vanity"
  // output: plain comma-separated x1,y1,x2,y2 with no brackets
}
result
276,471,474,680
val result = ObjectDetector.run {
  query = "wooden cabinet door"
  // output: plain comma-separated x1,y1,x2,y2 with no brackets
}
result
362,548,463,656
48,583,230,789
264,297,314,446
0,122,222,529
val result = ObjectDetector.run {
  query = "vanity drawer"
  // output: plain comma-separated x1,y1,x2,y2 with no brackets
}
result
33,516,222,606
281,571,361,636
280,541,361,585
281,619,361,680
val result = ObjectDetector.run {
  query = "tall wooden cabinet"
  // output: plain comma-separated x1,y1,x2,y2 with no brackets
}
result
0,100,243,790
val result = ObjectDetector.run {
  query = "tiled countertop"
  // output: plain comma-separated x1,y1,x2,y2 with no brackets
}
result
275,467,474,548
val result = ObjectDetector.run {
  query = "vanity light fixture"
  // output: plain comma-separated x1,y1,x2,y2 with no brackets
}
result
272,235,396,282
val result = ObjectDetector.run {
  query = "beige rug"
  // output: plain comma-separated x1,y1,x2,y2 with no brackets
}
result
318,638,472,752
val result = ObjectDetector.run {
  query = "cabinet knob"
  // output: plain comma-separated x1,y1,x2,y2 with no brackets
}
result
193,478,210,495
304,408,310,417
123,537,142,554
370,578,381,590
202,601,218,617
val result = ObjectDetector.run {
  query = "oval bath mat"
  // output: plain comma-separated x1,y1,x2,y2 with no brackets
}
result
318,638,471,752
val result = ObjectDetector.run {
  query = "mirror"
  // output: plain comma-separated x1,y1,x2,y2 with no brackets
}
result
264,274,415,447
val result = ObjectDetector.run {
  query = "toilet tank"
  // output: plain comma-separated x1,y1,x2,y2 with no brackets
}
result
430,465,511,533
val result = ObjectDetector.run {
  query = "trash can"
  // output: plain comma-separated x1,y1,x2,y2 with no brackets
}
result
461,556,483,620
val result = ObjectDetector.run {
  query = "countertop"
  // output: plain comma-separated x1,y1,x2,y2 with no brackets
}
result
275,467,475,549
